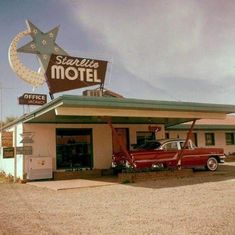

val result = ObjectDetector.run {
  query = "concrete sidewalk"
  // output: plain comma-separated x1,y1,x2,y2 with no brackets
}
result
27,177,118,190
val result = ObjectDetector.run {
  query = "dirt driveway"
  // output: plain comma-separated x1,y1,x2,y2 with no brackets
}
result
0,163,235,235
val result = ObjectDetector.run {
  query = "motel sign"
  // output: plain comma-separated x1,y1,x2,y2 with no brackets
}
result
46,54,108,94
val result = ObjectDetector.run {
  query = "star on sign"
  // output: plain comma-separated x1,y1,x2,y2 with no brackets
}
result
17,20,68,71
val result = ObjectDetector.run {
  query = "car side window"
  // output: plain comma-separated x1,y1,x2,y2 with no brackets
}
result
180,142,185,149
162,142,178,151
180,141,193,150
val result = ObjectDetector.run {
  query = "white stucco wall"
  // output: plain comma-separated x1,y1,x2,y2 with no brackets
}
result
92,125,112,169
23,123,165,171
6,120,235,177
0,122,165,178
0,123,24,179
16,123,24,178
24,123,114,170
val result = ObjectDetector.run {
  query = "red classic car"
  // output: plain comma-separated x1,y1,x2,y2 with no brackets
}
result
112,139,226,171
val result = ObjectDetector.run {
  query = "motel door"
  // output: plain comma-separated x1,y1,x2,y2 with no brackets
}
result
112,128,129,154
56,129,93,170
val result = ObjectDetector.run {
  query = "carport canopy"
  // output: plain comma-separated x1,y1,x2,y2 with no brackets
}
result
10,94,235,128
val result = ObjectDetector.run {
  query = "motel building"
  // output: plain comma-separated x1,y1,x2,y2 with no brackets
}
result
166,115,235,155
1,94,235,181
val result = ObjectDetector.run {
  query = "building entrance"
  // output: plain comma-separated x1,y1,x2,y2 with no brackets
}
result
56,129,93,170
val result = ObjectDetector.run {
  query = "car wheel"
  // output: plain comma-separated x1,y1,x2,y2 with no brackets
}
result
206,157,218,171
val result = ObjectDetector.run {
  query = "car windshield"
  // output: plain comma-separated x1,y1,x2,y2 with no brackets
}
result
135,141,161,150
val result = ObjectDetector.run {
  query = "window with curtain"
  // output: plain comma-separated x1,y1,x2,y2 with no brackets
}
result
225,133,235,145
205,133,215,146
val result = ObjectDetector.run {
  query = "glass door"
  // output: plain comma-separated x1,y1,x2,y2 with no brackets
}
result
56,129,93,170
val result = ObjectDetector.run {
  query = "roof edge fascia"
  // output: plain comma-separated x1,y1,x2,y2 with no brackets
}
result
61,95,235,113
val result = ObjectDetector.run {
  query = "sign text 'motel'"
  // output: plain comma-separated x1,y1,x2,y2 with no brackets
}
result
19,93,47,105
45,54,108,94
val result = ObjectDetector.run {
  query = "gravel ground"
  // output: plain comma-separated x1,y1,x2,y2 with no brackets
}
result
0,163,235,235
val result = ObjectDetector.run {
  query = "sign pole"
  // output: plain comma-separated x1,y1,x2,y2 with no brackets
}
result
49,93,54,100
100,82,104,95
0,83,13,132
14,125,17,182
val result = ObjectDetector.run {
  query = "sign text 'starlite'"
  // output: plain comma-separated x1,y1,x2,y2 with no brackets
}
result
45,54,108,94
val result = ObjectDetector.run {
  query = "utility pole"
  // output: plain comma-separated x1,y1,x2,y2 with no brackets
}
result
0,82,14,180
0,82,13,132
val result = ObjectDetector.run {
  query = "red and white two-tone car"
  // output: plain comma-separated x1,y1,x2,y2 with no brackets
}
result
112,139,226,172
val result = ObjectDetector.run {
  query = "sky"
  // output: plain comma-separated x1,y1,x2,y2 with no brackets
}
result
1,0,235,120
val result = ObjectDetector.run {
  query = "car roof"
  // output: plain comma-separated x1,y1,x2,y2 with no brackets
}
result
157,138,187,145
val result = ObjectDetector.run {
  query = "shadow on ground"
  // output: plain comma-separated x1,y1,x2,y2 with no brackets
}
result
126,163,235,189
5,163,234,191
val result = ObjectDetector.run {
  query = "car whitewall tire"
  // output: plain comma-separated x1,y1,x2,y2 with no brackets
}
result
206,157,218,171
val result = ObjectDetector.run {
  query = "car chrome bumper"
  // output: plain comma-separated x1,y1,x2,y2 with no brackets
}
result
111,162,117,168
219,155,226,163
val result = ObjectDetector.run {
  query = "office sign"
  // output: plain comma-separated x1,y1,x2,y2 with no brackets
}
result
45,54,108,94
18,93,47,105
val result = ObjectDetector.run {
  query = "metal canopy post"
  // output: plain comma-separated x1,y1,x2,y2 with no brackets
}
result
107,119,134,168
177,119,197,169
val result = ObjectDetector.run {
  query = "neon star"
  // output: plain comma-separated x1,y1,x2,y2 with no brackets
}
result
17,20,68,71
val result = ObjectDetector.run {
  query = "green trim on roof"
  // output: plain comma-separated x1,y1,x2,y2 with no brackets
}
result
21,115,193,127
167,124,235,131
59,95,235,112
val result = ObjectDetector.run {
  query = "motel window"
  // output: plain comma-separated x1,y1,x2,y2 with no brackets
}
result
225,133,235,145
136,131,155,146
205,133,215,146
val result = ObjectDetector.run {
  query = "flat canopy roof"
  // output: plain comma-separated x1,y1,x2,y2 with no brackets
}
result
6,95,235,128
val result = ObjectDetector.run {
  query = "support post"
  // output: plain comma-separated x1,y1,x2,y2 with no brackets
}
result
177,119,197,169
107,119,134,167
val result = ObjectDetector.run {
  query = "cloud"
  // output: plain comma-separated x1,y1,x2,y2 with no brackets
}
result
64,0,235,103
